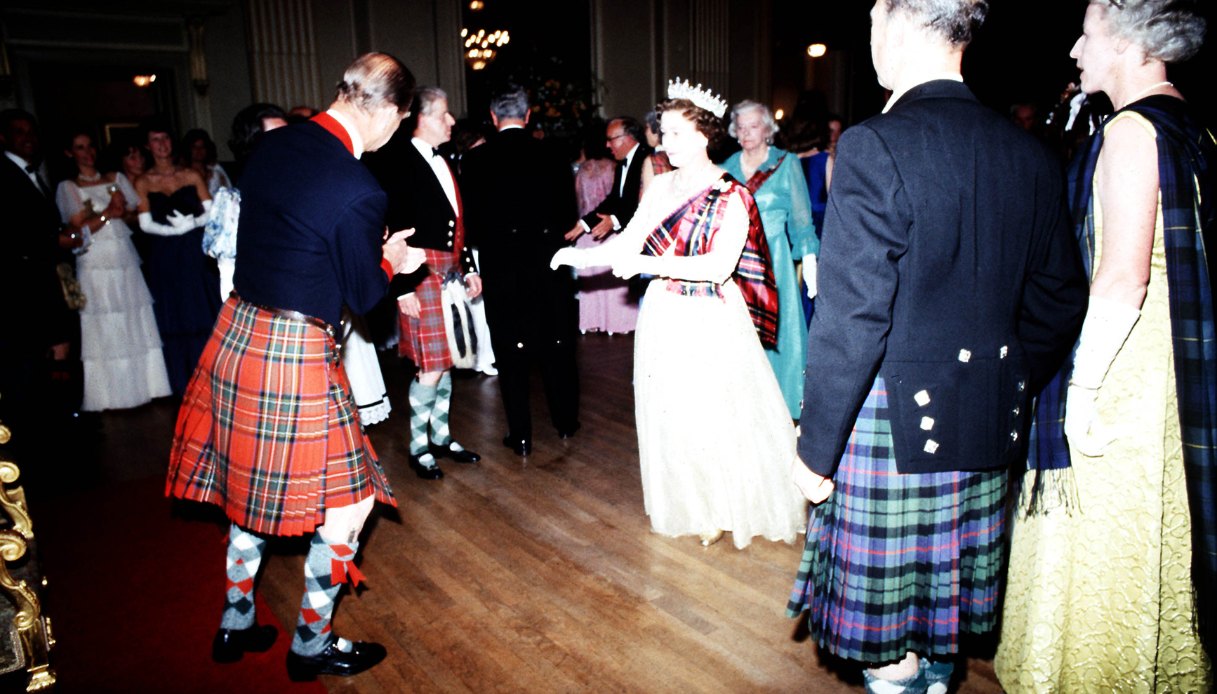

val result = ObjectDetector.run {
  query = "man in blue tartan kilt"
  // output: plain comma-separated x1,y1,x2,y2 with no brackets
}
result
787,2,1090,692
364,86,483,481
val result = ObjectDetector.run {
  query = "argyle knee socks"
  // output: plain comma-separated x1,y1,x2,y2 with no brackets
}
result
291,533,365,656
921,658,954,694
220,524,266,630
863,669,926,694
408,379,439,468
429,372,454,447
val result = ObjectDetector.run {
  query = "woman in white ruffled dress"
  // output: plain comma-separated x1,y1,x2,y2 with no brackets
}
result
553,91,805,549
56,131,170,410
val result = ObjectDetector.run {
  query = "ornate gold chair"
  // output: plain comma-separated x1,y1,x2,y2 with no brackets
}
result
0,411,55,691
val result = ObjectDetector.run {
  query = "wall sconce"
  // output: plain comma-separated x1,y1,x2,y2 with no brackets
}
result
469,1,485,9
806,43,827,58
774,108,785,121
133,74,158,87
461,27,510,71
0,39,13,99
188,20,209,96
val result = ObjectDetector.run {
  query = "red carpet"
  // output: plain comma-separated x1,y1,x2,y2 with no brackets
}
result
36,475,325,693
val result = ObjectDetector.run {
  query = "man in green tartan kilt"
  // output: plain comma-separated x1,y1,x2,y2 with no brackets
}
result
787,2,1090,692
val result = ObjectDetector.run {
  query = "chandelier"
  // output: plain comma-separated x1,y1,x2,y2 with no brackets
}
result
461,27,510,71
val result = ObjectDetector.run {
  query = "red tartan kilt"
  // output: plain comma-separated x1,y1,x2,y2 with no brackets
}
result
165,297,394,537
398,248,460,373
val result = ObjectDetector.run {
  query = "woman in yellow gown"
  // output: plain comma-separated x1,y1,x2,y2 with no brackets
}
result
996,2,1215,691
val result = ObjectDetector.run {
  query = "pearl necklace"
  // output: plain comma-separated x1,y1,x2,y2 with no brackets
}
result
1127,80,1173,105
77,171,101,183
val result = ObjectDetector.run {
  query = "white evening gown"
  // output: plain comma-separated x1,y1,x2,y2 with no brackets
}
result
57,175,171,410
575,172,806,549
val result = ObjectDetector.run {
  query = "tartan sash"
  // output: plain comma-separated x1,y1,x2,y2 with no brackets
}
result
743,153,788,195
1031,95,1217,654
640,173,779,347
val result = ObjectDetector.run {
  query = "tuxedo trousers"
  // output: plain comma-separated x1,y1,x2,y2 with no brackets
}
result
479,253,579,439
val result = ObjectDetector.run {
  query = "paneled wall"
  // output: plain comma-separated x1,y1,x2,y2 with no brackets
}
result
596,0,770,121
0,0,770,158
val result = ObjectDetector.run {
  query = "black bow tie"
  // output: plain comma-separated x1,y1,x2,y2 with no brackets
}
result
432,147,442,158
24,164,51,197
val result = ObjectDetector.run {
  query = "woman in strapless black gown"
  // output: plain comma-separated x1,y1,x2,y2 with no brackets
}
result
134,119,221,394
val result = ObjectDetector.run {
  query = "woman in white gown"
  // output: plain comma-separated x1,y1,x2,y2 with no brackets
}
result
55,131,170,410
553,83,806,549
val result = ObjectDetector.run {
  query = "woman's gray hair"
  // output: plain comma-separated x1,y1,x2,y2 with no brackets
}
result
885,0,989,46
335,52,416,113
727,100,778,143
490,84,531,120
1099,0,1207,64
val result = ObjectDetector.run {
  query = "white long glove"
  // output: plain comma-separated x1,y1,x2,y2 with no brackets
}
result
804,254,818,300
551,246,585,270
139,199,213,237
1064,294,1140,456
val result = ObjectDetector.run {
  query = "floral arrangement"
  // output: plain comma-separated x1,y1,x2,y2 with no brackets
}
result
504,57,603,141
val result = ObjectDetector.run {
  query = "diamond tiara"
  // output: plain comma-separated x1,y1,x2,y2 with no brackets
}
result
666,77,728,118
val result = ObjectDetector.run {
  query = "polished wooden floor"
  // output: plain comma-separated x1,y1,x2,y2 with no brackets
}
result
62,333,1005,693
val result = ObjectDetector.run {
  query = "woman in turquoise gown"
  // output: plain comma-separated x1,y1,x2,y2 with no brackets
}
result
722,100,817,419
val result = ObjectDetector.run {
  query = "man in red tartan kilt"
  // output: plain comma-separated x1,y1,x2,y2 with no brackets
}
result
364,86,483,481
165,53,425,680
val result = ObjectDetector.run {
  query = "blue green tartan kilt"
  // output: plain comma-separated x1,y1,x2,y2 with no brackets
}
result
786,375,1008,664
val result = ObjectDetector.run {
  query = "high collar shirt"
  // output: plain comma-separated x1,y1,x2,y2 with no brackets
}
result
412,136,458,214
325,109,364,158
883,72,964,114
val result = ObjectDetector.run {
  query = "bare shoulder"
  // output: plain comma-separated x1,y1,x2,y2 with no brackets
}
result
1101,114,1158,164
179,167,207,186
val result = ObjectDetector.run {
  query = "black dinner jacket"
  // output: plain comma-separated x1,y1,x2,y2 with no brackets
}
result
580,143,649,230
460,127,577,261
797,79,1089,477
232,120,391,328
0,154,74,352
363,131,476,294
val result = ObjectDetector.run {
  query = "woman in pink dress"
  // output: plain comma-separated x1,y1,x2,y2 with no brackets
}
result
573,129,640,335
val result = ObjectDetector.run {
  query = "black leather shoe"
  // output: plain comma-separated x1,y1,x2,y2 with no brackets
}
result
212,624,278,663
286,639,387,680
502,435,531,456
557,422,581,439
429,442,481,463
408,454,444,480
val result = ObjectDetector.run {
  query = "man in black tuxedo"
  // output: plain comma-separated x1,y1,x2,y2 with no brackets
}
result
788,1,1089,689
0,109,81,461
564,116,648,242
364,86,482,480
460,84,580,456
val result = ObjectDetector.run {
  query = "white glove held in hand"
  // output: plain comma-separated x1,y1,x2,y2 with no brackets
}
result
1064,294,1140,456
804,254,818,300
